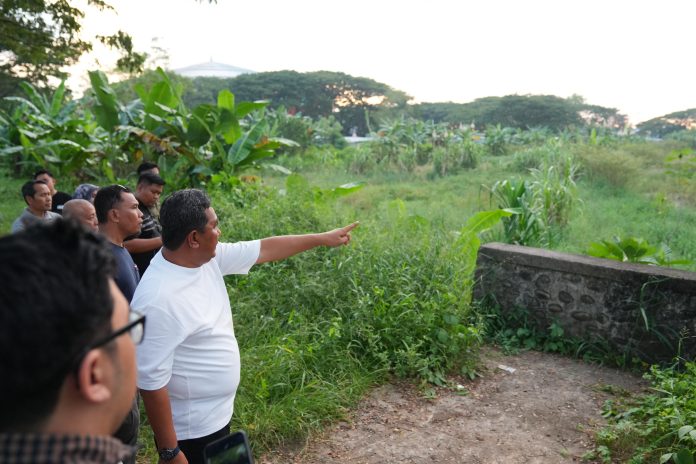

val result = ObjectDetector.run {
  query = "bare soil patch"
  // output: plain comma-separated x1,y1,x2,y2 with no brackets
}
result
260,348,647,464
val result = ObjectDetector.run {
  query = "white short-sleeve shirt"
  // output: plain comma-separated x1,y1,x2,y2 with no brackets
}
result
133,240,260,440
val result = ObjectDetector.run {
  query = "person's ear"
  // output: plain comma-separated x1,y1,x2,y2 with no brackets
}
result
187,230,200,249
75,350,112,404
108,208,119,224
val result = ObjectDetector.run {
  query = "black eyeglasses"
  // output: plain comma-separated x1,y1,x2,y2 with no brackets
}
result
89,310,146,349
72,310,146,378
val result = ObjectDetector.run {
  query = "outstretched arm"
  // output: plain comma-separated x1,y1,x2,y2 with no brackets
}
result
256,222,358,264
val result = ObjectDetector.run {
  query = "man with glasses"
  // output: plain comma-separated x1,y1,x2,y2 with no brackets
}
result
0,220,145,464
134,189,357,464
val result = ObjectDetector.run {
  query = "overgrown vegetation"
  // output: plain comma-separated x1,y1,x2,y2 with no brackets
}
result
587,360,696,463
4,72,696,461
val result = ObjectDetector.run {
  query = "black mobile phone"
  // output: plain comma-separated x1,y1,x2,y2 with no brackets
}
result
203,431,254,464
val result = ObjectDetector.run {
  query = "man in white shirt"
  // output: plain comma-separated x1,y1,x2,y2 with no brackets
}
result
133,188,357,464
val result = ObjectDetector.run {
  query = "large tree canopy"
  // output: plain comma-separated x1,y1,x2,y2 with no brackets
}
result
0,0,146,98
636,108,696,137
411,95,626,132
229,70,411,135
113,69,412,135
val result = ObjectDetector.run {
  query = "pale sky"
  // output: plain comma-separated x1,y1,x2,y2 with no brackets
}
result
70,0,696,124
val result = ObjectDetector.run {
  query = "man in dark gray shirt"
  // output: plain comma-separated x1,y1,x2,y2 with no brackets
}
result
11,180,61,233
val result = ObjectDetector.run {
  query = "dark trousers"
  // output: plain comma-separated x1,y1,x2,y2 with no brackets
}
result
179,425,230,464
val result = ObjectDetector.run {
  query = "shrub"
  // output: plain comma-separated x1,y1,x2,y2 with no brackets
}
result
595,361,696,463
209,183,485,449
573,145,640,189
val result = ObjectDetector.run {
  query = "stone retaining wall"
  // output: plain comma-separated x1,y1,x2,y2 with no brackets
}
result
473,243,696,362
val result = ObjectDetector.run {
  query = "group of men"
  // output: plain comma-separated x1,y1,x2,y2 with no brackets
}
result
1,163,357,464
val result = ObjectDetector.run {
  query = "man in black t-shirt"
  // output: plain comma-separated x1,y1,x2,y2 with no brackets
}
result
94,185,143,301
34,169,72,214
124,173,165,275
93,184,143,463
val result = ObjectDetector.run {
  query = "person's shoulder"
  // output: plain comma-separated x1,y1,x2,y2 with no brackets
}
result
10,215,25,233
55,191,72,201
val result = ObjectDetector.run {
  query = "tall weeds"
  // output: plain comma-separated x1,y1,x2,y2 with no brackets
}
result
211,183,485,450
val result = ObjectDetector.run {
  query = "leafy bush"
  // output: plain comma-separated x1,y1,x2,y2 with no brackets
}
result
472,300,617,363
484,124,513,156
203,181,514,449
587,236,692,266
488,178,547,246
205,181,504,449
487,147,579,246
0,81,110,179
595,361,696,463
430,140,481,177
573,144,641,188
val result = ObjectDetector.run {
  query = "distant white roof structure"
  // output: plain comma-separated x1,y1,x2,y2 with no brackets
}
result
172,59,255,78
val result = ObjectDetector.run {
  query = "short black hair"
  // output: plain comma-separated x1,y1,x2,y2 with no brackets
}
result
94,184,132,224
21,180,47,204
137,173,166,187
137,161,159,175
160,189,211,250
33,169,54,179
0,220,116,431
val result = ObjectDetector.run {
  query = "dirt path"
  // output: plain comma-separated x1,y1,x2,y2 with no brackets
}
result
260,348,647,464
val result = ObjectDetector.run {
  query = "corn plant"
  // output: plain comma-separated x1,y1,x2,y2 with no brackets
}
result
488,179,547,246
529,151,579,227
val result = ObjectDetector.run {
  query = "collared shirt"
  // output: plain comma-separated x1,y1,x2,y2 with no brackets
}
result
0,433,135,464
11,208,61,233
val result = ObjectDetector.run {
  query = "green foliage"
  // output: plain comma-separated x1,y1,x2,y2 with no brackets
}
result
219,70,410,136
665,130,696,150
473,302,615,362
487,147,579,246
572,144,642,188
0,69,297,187
665,146,696,180
430,141,482,177
594,361,696,463
587,237,691,266
488,179,546,246
484,124,513,156
0,1,145,97
0,80,108,178
202,184,503,450
637,109,696,138
529,149,579,227
411,94,622,132
587,236,692,266
266,108,346,155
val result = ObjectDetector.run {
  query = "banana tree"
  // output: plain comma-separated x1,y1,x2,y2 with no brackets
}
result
0,81,108,178
89,67,296,189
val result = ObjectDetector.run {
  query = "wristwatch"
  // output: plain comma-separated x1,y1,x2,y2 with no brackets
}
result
158,446,181,461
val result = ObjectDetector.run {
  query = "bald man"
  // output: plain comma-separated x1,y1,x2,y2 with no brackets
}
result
63,199,99,232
